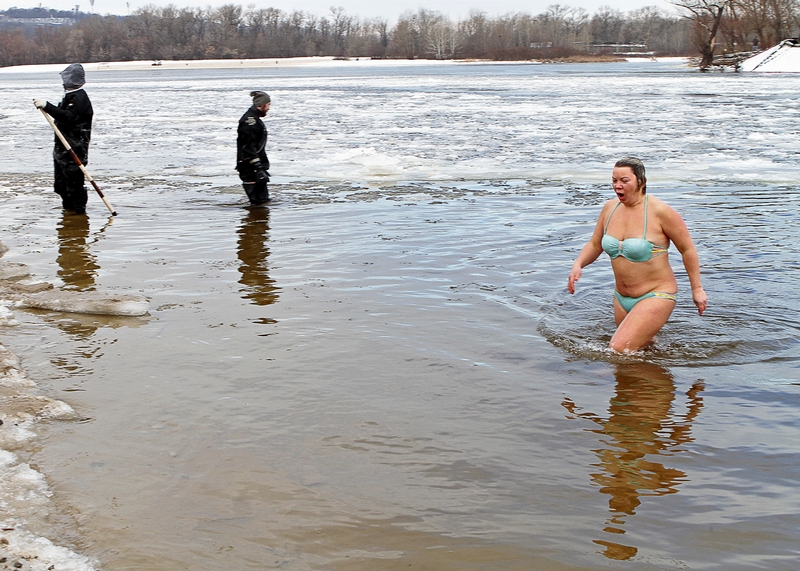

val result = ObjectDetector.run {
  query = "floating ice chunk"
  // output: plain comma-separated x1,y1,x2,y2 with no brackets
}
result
0,262,30,280
37,398,77,420
16,290,149,316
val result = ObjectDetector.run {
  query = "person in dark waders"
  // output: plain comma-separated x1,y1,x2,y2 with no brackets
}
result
34,63,93,214
236,91,271,205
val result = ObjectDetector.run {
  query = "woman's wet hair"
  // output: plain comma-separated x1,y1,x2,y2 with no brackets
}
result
615,157,647,193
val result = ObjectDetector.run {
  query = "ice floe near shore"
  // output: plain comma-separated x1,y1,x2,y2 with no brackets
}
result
13,290,150,317
0,344,97,571
0,264,149,319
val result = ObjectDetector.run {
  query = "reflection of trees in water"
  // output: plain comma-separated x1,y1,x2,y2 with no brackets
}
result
237,207,280,309
563,362,704,561
56,213,98,291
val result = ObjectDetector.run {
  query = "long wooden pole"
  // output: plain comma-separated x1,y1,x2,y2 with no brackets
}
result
40,108,117,216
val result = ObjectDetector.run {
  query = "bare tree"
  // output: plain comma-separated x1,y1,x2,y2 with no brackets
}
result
591,6,625,44
329,6,352,54
428,17,460,59
389,14,418,58
671,0,731,68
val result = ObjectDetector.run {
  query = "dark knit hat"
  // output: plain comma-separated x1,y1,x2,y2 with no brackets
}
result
60,63,85,89
251,91,270,106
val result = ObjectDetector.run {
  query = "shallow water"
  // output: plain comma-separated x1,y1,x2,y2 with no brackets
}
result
0,59,799,570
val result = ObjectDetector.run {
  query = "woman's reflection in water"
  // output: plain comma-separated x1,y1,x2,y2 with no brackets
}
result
563,362,704,561
237,207,280,310
56,212,99,291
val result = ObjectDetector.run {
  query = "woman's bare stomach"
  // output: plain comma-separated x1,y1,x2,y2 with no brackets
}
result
611,258,677,297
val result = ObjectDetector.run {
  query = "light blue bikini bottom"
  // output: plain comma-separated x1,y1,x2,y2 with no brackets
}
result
614,290,677,313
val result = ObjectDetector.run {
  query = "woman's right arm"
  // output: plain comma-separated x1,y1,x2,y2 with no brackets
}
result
567,205,609,294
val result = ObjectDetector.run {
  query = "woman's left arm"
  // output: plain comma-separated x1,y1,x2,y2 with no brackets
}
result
660,202,708,316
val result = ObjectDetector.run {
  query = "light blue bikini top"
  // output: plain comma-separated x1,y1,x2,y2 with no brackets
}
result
601,195,668,263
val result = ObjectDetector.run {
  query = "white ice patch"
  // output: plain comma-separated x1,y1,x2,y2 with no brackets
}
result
0,524,99,571
0,419,38,447
0,449,17,467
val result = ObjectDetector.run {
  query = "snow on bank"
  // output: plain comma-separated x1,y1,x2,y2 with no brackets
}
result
741,39,800,72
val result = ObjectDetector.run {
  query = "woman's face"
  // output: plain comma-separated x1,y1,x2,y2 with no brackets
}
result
611,166,644,203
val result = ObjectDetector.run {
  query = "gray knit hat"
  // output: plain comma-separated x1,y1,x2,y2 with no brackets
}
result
251,91,270,106
60,63,85,89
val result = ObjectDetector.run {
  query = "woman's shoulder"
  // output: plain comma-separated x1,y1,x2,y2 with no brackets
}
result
648,194,679,214
648,194,687,228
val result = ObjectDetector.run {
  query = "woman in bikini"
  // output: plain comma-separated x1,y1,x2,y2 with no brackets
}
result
567,157,708,352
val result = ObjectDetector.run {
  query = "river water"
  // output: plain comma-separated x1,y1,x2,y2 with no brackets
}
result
0,58,799,570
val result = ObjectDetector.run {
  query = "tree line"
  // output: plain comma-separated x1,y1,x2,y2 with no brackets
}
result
0,1,798,68
0,4,691,66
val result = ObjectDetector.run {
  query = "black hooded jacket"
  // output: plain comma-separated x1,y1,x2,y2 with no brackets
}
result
236,105,269,173
44,89,93,158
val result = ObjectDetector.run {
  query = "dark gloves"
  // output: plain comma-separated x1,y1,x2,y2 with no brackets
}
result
249,157,269,182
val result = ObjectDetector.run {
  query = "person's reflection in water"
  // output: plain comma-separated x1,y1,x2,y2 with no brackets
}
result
53,212,106,339
56,212,99,291
562,362,704,561
237,207,279,311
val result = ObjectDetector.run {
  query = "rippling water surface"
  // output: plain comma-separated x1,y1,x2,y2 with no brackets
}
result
0,59,799,570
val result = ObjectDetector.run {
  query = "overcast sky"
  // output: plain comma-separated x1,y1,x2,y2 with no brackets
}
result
4,0,679,21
